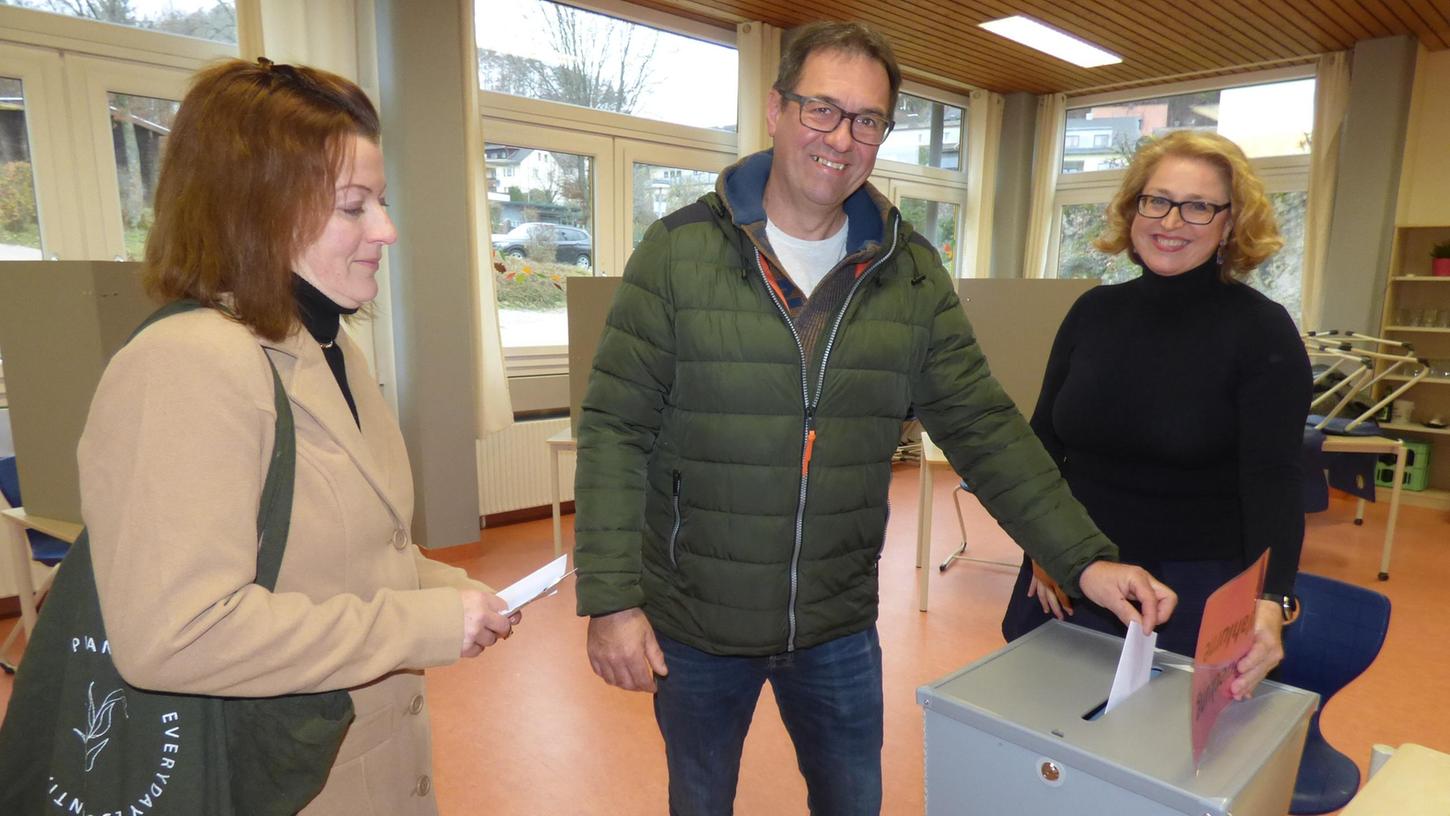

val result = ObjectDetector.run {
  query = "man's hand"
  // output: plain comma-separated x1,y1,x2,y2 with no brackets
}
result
1077,561,1178,633
1027,559,1074,619
459,590,521,658
587,607,668,692
1229,600,1287,700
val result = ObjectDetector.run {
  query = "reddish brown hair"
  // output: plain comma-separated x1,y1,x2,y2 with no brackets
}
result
143,58,381,340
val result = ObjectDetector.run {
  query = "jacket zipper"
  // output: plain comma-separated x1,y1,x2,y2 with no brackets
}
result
669,469,683,568
754,247,813,651
753,214,902,650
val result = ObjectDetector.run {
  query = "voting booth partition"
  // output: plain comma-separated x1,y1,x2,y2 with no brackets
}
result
0,262,154,527
918,621,1317,816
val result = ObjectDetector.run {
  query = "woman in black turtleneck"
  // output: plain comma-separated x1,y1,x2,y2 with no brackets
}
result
1001,131,1311,700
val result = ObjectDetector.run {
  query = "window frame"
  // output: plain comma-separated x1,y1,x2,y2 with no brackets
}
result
478,0,739,378
870,80,975,277
0,4,236,260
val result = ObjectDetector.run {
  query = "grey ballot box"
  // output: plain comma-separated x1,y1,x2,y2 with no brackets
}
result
917,621,1317,816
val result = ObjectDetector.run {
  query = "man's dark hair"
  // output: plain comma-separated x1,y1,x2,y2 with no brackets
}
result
773,21,902,115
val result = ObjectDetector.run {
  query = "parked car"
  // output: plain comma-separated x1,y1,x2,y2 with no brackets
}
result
491,222,592,268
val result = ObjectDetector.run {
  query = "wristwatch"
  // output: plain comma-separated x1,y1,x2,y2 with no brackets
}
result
1260,592,1298,623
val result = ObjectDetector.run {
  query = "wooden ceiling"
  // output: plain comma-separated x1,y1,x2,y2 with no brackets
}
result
632,0,1450,94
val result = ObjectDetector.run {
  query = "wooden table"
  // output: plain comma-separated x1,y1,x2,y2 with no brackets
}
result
1319,435,1407,580
1,506,81,664
1341,743,1450,814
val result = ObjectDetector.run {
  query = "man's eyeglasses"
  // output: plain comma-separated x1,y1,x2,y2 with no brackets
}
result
778,90,895,146
1136,194,1231,225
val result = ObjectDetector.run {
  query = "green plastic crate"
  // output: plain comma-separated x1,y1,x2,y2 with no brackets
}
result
1376,440,1431,491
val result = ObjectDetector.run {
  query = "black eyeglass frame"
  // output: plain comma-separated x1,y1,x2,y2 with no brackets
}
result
777,90,896,146
1136,194,1232,225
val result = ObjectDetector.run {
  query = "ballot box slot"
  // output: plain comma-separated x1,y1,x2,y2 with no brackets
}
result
1081,666,1165,721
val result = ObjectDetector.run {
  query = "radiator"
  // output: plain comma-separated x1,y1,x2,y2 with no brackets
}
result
476,417,574,516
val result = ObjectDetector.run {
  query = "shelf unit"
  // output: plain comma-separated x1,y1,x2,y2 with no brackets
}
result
1378,226,1450,509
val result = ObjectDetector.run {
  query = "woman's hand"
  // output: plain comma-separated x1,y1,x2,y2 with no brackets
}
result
458,590,522,658
1229,599,1286,700
1026,559,1074,619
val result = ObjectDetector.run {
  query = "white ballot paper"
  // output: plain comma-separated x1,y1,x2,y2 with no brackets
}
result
1105,620,1158,713
499,554,572,615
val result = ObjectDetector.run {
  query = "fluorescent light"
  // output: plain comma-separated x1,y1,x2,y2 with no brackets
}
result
979,16,1122,68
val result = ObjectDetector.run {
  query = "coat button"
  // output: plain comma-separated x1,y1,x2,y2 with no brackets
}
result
391,528,408,550
414,775,431,797
408,694,425,715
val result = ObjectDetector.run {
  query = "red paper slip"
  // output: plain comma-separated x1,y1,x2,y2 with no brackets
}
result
1190,551,1268,766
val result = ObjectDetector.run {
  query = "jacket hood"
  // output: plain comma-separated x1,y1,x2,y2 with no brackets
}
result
715,149,898,257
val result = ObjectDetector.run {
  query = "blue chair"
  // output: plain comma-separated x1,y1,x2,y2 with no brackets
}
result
0,456,71,671
1277,572,1391,814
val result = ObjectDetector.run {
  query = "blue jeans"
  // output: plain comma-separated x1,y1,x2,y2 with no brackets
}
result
653,627,884,816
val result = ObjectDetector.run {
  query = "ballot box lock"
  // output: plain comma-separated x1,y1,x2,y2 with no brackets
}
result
1037,759,1064,786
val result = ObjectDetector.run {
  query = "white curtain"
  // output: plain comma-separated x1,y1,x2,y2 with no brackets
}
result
460,0,514,433
1021,93,1067,278
1301,52,1351,329
963,90,1004,278
735,21,781,157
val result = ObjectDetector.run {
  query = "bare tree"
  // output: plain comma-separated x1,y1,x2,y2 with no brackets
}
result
478,1,659,115
2,0,236,41
3,0,137,24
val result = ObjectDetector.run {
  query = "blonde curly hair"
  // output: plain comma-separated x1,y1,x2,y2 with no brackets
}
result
1093,130,1282,281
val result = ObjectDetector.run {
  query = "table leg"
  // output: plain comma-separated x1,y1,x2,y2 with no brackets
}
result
1379,444,1407,581
550,444,563,557
916,455,933,612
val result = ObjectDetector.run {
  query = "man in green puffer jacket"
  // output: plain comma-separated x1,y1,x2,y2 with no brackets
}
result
574,21,1178,816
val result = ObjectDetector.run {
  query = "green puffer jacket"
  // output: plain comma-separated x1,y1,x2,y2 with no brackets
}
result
574,151,1116,656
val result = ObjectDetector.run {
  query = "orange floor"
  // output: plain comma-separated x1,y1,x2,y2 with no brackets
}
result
2,462,1446,815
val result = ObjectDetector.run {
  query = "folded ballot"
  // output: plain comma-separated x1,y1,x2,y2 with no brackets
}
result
499,554,573,615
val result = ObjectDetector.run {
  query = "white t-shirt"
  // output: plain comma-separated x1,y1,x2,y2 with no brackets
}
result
765,216,849,298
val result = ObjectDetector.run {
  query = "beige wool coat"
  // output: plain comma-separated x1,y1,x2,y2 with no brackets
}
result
78,307,484,815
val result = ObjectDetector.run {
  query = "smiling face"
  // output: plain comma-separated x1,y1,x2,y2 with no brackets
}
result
764,48,891,237
1129,154,1233,277
294,135,396,309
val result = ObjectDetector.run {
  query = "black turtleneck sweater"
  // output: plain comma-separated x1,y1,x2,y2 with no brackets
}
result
1030,258,1311,596
293,275,361,428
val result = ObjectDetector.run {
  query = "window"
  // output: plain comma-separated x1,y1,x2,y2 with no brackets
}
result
2,8,228,259
878,91,963,171
487,143,596,350
1047,71,1314,323
478,2,736,371
0,75,42,260
872,83,973,276
109,92,178,259
900,196,959,269
1,0,237,43
476,0,737,132
631,162,716,247
1061,77,1314,174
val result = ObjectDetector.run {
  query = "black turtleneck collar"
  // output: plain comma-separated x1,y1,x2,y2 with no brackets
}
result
1137,254,1222,288
292,274,361,428
293,274,359,346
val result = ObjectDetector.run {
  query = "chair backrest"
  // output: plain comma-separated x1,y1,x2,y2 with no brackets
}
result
0,456,22,509
0,456,69,566
1278,572,1391,701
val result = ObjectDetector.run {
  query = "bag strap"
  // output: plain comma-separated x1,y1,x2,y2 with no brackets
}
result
128,299,296,592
